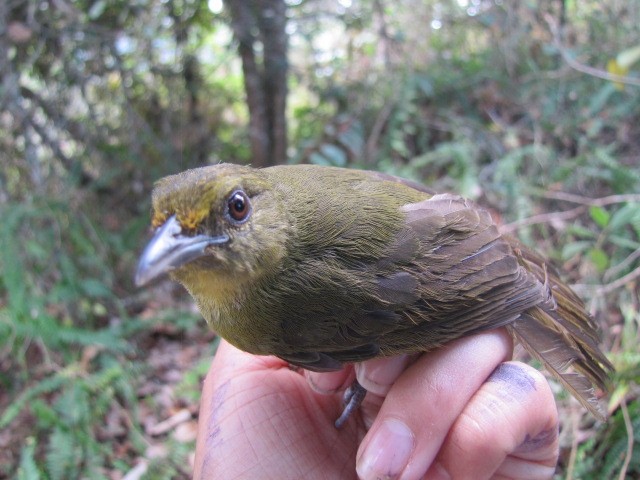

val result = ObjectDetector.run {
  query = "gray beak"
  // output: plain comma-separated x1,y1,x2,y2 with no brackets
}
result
135,215,229,286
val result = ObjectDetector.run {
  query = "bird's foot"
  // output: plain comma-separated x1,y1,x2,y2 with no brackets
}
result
334,379,367,428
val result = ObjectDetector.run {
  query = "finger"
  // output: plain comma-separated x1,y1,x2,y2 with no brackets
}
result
428,362,558,480
306,367,355,394
194,341,360,480
356,329,513,480
354,355,418,430
194,342,306,479
355,354,415,396
307,354,413,428
211,339,289,377
194,341,279,479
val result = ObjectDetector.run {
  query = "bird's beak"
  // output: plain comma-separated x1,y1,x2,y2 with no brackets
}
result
135,215,229,287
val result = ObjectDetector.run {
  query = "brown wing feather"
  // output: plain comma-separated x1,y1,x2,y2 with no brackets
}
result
388,194,548,341
507,242,613,419
383,194,612,417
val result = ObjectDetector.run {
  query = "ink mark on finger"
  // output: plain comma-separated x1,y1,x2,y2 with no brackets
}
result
488,363,536,392
207,379,231,446
199,379,231,479
515,425,559,454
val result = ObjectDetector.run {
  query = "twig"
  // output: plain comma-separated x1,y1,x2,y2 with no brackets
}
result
618,398,634,480
491,190,640,295
604,247,640,282
122,461,148,480
596,264,640,296
538,191,640,207
149,408,192,436
365,100,395,164
565,407,579,480
545,14,640,88
572,264,640,297
502,192,640,233
501,206,587,233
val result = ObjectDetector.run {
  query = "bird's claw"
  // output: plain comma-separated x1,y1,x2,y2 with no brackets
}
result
334,379,367,428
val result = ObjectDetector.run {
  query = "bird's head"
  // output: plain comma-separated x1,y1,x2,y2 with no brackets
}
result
135,164,290,295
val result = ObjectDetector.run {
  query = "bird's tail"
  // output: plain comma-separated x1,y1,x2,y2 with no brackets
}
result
506,238,613,421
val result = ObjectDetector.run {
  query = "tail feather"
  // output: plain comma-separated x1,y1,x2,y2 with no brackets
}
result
508,239,613,421
509,314,607,421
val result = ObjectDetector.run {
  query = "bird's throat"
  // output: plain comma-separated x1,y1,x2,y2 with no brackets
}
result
175,266,249,309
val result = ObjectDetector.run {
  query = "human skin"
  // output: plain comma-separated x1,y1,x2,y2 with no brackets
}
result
193,329,559,480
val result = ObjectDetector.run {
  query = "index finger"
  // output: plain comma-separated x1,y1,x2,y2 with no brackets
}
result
356,329,514,480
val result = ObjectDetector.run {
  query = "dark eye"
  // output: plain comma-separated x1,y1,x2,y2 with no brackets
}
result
227,190,251,223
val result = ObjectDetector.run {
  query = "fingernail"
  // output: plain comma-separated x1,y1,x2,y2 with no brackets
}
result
306,369,353,394
356,418,414,480
356,355,410,396
426,462,451,480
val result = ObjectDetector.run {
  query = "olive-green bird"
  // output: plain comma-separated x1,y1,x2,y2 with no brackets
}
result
135,163,612,426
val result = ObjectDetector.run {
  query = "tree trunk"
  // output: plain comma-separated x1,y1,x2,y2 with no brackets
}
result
225,0,288,167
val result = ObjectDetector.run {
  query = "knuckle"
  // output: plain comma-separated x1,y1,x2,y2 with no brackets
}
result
450,408,504,458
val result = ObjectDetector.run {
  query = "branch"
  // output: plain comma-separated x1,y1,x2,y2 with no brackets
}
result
501,192,640,233
618,399,634,480
573,264,640,297
20,86,92,146
225,0,269,166
365,99,395,164
597,264,640,296
21,107,74,173
500,205,587,234
537,190,640,206
545,14,640,88
257,0,288,164
604,247,640,282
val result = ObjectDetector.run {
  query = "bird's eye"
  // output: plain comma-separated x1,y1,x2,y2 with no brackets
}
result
227,190,251,223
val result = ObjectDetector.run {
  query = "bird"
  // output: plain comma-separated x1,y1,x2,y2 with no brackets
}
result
135,163,612,426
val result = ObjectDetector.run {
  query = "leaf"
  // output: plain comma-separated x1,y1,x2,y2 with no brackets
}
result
46,427,78,480
587,83,617,113
0,206,29,319
319,143,347,166
414,74,434,97
0,373,68,429
17,437,41,480
608,203,640,231
589,206,610,228
566,224,597,239
609,235,640,250
87,0,106,20
608,383,630,412
337,122,364,156
588,247,609,272
309,151,330,166
561,241,591,261
80,279,112,299
607,59,628,91
617,44,640,69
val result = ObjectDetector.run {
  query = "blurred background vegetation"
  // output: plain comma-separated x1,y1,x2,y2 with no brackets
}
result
1,0,639,478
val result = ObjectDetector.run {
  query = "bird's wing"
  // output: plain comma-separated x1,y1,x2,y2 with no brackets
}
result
397,194,612,419
405,195,546,324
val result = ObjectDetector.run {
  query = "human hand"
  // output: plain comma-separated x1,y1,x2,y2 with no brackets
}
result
193,329,559,480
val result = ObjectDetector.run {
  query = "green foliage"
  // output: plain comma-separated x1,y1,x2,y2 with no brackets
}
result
2,356,144,478
0,201,127,361
176,336,220,403
571,399,640,479
0,196,147,478
17,438,41,480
